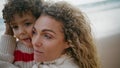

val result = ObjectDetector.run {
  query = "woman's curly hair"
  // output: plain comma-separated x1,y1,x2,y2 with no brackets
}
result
41,1,100,68
2,0,43,23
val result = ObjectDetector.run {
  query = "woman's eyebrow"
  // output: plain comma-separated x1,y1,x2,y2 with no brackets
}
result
42,29,56,34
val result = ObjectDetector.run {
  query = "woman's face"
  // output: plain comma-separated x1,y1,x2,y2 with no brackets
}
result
32,15,69,62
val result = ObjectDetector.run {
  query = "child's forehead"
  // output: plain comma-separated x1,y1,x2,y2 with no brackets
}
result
10,13,35,25
12,12,34,19
13,12,34,17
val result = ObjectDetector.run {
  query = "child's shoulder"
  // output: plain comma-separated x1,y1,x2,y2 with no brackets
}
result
16,41,33,53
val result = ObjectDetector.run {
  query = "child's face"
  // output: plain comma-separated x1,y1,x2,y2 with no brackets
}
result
32,15,69,62
10,13,36,48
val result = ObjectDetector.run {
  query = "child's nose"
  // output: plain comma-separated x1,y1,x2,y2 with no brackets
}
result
19,27,26,34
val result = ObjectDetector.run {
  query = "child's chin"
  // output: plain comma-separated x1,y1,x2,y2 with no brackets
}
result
24,42,33,48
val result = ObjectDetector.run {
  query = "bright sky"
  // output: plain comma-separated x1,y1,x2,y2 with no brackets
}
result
0,0,6,18
0,0,104,18
45,0,105,5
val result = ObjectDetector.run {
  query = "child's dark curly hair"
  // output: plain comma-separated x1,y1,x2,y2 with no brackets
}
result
2,0,43,23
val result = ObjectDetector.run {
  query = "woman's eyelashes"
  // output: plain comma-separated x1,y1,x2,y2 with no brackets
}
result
43,33,53,39
32,28,53,40
32,28,37,35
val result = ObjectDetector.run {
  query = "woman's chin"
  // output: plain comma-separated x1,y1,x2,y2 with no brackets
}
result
34,55,43,62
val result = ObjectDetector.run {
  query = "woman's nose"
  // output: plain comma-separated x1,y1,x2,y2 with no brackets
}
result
32,36,42,48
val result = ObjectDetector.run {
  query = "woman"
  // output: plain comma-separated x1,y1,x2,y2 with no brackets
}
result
32,1,99,68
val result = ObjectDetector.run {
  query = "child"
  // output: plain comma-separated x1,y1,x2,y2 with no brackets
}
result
0,0,43,68
32,1,99,68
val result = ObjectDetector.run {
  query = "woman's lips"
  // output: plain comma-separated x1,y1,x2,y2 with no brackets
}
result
34,50,44,62
34,50,44,56
34,50,44,54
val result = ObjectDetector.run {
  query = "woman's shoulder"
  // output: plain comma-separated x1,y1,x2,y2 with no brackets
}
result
58,55,79,68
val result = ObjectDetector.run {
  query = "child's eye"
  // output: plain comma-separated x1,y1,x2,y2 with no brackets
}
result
25,22,32,26
11,25,18,30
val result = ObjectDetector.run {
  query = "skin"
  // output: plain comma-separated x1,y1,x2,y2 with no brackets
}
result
32,15,70,62
10,13,36,48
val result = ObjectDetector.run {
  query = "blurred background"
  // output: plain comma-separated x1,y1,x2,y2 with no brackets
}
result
0,0,120,68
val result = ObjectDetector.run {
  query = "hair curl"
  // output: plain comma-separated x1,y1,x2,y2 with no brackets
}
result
2,0,43,23
41,1,100,68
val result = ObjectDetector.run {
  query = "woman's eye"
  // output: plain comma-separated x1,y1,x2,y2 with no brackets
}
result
44,34,52,39
32,28,37,35
32,30,36,35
